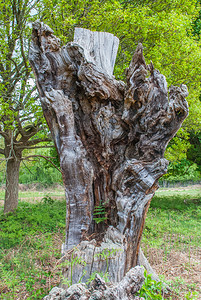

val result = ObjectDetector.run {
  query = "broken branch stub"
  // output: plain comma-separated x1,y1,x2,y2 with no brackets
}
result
29,22,188,283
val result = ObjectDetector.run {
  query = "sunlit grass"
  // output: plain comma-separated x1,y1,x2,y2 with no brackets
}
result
0,198,66,299
0,186,65,203
143,187,201,249
156,187,201,198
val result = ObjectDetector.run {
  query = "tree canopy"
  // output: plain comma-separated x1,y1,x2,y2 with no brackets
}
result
38,0,201,156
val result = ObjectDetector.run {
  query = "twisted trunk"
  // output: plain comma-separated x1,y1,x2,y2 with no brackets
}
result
29,23,188,284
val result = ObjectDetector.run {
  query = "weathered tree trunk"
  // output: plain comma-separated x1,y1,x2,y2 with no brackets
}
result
29,22,188,284
4,151,21,214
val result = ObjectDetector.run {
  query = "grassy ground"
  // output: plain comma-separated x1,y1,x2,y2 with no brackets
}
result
0,185,200,299
0,185,65,207
0,197,66,299
142,185,201,299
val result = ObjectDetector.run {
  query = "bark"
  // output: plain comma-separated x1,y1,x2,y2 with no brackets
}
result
43,266,144,300
29,22,189,283
4,153,21,214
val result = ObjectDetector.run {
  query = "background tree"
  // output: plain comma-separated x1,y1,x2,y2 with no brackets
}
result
0,0,51,213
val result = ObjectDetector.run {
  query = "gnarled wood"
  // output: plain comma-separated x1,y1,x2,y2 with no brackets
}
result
29,22,188,284
44,266,144,300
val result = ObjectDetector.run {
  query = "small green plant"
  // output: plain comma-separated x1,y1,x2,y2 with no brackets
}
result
184,291,199,299
137,270,164,299
69,253,86,285
42,195,55,205
93,204,107,224
86,271,109,285
0,263,19,299
60,251,87,286
59,273,71,288
95,248,122,273
58,247,122,288
168,277,199,299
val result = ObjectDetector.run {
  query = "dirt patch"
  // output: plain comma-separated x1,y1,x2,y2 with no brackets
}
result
144,246,201,299
0,232,64,300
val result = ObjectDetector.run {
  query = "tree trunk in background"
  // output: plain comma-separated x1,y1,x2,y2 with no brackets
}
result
29,22,189,283
4,154,21,214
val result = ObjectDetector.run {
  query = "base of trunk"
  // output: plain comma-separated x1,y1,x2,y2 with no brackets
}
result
60,226,160,287
44,266,144,300
61,227,126,285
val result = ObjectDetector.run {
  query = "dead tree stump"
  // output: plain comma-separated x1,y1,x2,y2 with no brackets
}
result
29,22,188,284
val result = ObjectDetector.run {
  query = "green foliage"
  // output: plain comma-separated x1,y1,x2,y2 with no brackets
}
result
0,235,58,299
0,0,47,134
161,159,201,182
49,146,60,168
42,195,55,205
93,204,107,224
18,147,62,186
165,130,191,162
66,252,87,286
193,10,201,39
95,248,122,275
184,290,199,299
19,160,62,186
192,0,201,39
162,129,201,182
187,131,201,167
86,271,110,285
0,263,19,299
137,270,164,299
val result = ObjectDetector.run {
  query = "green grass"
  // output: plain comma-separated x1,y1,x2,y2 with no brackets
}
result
156,187,201,199
0,186,200,299
0,200,66,250
143,189,201,249
0,198,66,299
